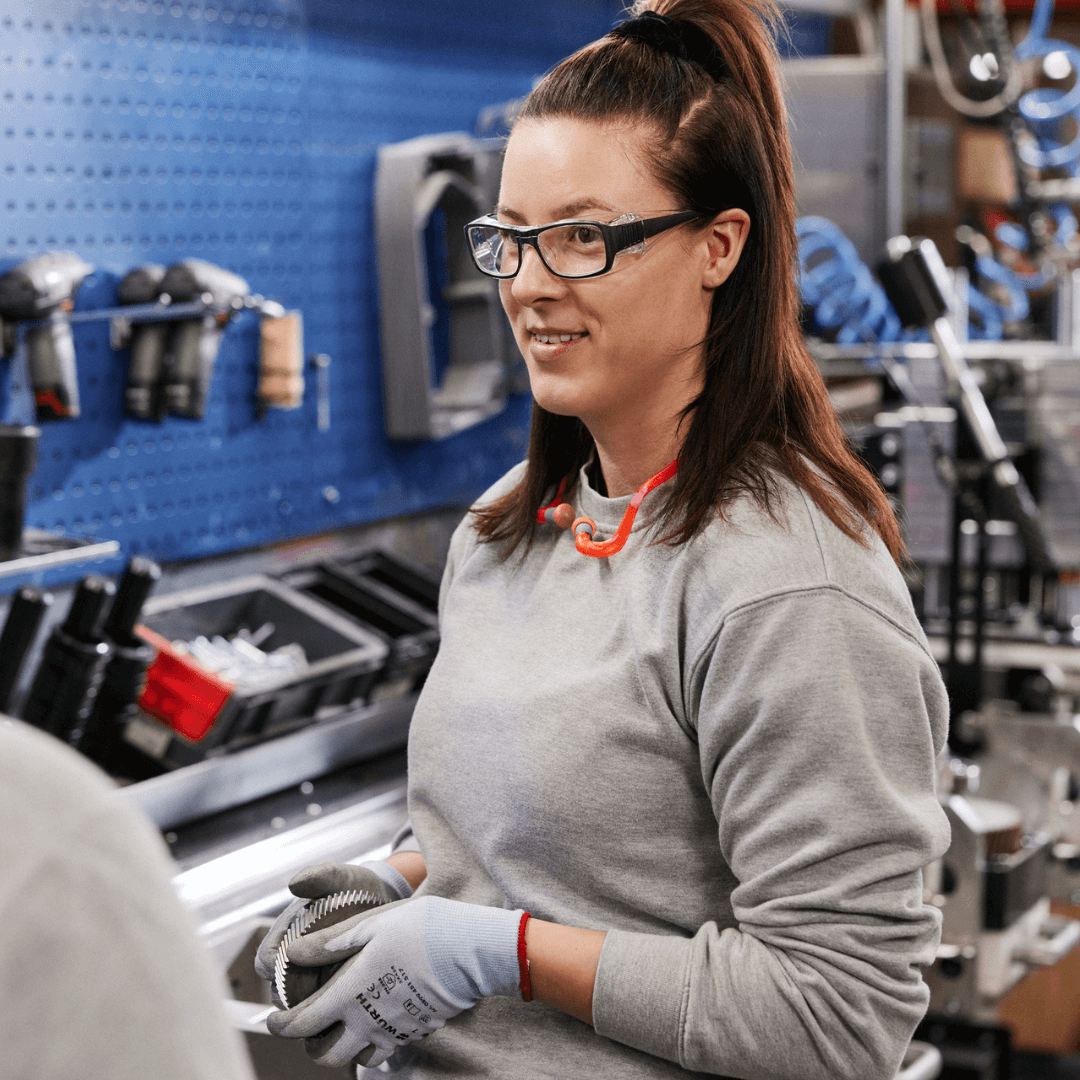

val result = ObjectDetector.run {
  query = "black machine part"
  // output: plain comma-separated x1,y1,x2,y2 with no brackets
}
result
79,636,155,766
877,236,951,326
984,834,1050,932
74,558,162,765
104,556,162,645
0,585,53,714
20,575,115,745
0,425,40,560
877,235,1051,571
63,574,115,643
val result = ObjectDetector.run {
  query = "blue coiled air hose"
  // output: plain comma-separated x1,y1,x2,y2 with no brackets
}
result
795,217,904,344
997,0,1079,260
1014,0,1080,172
795,216,1016,344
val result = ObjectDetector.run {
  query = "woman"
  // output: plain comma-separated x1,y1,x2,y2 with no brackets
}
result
257,1,950,1076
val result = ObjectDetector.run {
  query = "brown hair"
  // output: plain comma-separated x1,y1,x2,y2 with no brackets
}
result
473,0,903,563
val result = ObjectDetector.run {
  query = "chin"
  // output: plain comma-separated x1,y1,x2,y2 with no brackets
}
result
527,376,590,420
532,394,581,419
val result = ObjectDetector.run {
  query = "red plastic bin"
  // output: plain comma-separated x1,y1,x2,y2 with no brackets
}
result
136,626,234,743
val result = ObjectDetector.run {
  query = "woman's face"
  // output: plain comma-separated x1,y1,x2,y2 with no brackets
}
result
497,117,744,431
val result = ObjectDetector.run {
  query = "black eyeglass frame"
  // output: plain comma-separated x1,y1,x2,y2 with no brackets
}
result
463,210,706,280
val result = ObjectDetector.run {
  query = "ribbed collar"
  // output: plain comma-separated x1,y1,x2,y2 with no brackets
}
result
574,459,676,536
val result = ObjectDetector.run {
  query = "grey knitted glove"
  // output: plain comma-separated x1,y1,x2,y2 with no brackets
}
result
267,896,524,1068
254,861,413,981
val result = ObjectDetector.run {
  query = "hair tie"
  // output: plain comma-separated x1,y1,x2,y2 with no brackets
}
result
609,10,729,82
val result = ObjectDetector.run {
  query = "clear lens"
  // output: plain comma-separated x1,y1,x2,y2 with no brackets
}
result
537,224,609,277
469,225,518,277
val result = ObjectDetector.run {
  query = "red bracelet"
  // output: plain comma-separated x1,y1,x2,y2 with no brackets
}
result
517,911,532,1002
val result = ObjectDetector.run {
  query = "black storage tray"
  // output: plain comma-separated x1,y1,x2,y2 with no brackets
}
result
138,574,389,755
337,549,440,611
282,550,439,693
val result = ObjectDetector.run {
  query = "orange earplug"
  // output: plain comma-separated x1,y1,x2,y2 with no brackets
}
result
541,503,576,529
572,516,596,539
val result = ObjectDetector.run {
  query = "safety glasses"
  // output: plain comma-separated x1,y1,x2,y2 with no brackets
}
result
464,210,703,280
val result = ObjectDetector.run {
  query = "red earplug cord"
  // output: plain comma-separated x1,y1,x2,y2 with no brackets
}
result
537,459,678,558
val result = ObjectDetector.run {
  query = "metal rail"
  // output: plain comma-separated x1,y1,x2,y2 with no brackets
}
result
122,692,415,830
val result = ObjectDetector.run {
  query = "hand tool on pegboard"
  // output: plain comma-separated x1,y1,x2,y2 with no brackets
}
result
312,352,331,431
0,254,95,421
115,264,169,422
257,310,305,414
158,258,251,420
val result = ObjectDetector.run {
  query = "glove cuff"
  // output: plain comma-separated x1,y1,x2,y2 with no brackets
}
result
426,902,525,1004
360,859,413,899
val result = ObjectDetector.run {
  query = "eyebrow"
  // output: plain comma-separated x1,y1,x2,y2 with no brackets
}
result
495,199,621,224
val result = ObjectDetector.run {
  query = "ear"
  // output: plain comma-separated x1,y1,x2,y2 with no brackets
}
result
702,209,750,289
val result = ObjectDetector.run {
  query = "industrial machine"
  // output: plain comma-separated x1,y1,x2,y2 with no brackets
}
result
799,209,1080,1078
925,758,1080,1009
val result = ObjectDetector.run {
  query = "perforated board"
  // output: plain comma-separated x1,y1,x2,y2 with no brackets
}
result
0,0,623,588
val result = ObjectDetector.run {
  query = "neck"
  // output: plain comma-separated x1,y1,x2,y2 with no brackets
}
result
587,413,686,498
575,347,704,498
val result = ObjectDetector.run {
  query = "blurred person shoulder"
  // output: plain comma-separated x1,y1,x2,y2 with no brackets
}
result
0,717,255,1080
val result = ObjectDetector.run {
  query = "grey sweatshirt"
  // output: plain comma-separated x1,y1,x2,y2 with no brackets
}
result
390,461,950,1080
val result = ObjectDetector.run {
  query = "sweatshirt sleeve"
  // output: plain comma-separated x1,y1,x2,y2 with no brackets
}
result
592,586,951,1080
390,819,422,855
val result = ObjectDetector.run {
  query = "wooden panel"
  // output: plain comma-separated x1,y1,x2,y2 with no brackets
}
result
998,904,1080,1055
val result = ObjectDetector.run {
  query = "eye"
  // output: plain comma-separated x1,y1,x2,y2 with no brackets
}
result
568,224,603,247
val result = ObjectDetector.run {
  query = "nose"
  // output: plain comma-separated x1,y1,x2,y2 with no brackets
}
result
509,242,566,307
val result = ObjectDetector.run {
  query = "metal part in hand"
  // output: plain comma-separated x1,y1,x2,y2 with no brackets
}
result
274,890,382,1009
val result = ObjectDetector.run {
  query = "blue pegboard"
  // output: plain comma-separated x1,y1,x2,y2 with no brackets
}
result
0,0,623,590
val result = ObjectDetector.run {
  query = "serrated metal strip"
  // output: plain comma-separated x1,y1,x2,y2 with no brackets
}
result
273,888,380,1008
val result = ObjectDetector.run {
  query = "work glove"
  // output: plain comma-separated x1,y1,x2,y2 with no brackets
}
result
254,861,413,982
266,895,525,1068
